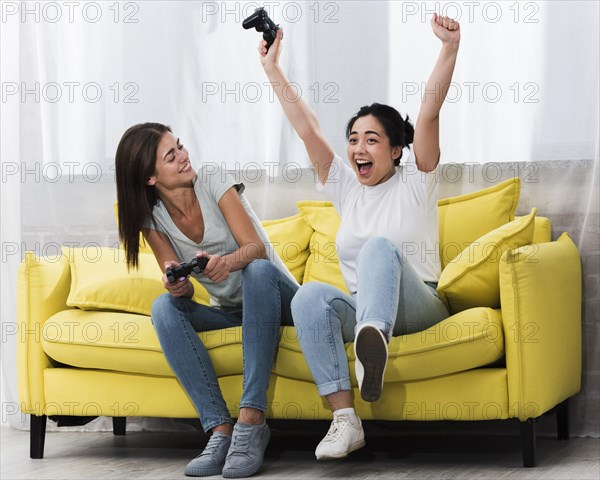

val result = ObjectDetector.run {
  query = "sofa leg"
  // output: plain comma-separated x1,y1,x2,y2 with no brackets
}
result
556,399,569,440
30,414,47,459
520,418,537,467
113,417,126,436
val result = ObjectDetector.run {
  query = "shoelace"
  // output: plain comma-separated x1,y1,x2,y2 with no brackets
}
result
228,427,252,455
322,416,349,443
201,434,228,458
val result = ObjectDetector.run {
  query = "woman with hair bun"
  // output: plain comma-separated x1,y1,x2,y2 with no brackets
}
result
258,13,460,460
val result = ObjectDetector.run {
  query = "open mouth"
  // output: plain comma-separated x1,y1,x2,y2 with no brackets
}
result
355,159,373,175
179,162,191,174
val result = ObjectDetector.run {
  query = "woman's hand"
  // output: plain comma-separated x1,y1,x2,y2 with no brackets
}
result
431,13,460,49
200,252,230,283
259,28,283,70
162,260,193,297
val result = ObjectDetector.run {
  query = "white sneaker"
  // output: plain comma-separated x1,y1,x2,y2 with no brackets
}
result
354,324,388,402
315,414,366,460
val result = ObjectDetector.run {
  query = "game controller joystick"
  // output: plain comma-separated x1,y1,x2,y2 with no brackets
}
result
166,257,209,284
242,7,280,51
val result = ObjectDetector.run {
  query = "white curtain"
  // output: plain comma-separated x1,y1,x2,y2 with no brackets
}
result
1,3,23,429
1,1,598,435
389,1,598,164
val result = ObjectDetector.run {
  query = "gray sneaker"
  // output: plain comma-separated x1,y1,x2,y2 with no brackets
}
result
222,422,271,478
184,431,231,477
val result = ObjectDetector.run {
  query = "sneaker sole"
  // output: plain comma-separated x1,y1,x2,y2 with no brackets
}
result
315,438,366,460
184,465,223,477
355,326,387,402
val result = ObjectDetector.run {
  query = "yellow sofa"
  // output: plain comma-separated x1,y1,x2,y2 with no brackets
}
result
17,178,582,467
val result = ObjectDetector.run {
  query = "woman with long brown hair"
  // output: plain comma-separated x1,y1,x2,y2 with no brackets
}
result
115,123,298,478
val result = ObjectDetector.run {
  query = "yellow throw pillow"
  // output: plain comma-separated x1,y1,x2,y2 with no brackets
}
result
528,216,552,244
66,247,164,316
296,201,348,293
438,178,521,269
437,208,537,314
262,213,314,284
66,247,209,316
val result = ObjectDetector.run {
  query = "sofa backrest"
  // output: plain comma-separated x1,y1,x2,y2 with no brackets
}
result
100,178,551,314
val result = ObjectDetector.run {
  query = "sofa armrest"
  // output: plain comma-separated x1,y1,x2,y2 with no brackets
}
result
500,233,582,420
18,252,72,414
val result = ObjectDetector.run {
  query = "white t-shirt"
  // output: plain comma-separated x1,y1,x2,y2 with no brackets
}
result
321,150,440,294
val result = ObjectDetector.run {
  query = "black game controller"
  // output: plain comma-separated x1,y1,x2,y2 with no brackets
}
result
166,257,209,284
242,7,280,51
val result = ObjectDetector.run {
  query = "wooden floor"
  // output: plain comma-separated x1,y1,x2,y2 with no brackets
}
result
2,422,599,480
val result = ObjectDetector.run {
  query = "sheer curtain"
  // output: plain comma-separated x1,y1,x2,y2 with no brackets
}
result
1,1,598,436
1,3,23,430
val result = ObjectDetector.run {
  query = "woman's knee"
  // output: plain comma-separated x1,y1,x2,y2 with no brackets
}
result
291,282,334,324
292,283,357,345
361,236,396,255
358,236,406,265
242,258,276,281
292,283,357,342
151,293,183,329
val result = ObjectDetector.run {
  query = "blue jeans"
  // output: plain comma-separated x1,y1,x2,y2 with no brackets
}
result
151,259,298,432
291,237,449,397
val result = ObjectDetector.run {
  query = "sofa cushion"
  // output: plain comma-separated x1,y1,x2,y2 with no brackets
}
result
42,306,503,383
437,208,537,314
438,178,521,269
41,309,243,377
65,247,209,316
262,213,314,284
297,201,348,293
275,307,504,383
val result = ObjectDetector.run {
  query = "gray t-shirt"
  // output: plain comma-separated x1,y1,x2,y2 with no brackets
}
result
145,165,296,308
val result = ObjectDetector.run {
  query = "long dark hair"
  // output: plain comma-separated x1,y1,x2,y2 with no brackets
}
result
345,103,414,166
115,122,171,269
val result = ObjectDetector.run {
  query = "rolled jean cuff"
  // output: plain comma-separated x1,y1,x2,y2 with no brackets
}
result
238,401,266,412
203,418,235,434
316,377,352,397
357,318,392,341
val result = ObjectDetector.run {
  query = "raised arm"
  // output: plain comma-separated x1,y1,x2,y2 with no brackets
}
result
259,29,334,185
413,13,460,173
